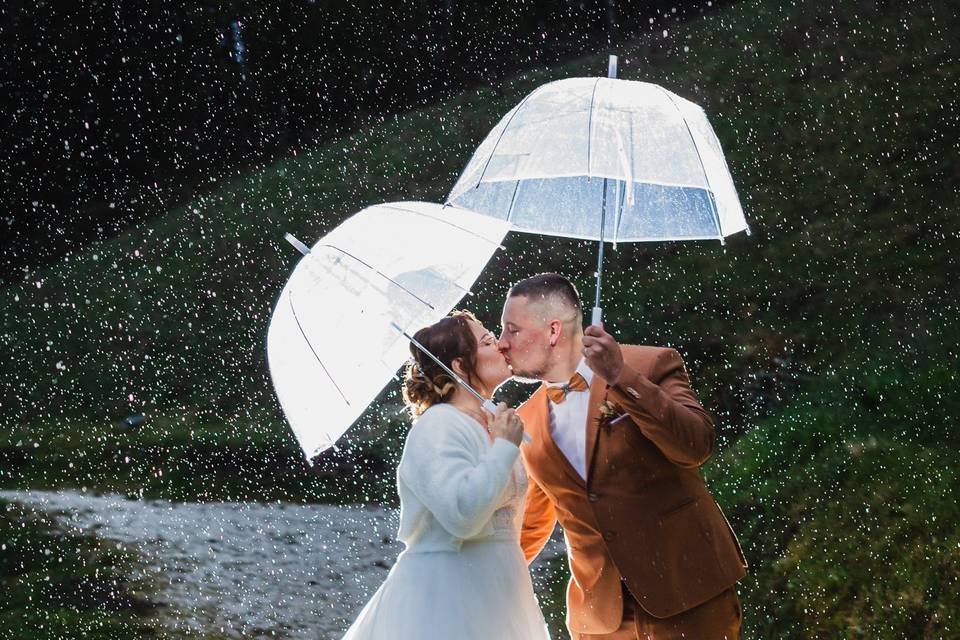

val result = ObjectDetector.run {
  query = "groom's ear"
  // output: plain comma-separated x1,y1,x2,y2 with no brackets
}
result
548,319,563,347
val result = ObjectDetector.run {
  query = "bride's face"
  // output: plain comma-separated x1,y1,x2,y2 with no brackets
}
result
466,319,512,395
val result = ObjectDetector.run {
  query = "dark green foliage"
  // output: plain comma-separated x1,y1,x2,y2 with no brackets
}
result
1,0,714,283
706,361,960,637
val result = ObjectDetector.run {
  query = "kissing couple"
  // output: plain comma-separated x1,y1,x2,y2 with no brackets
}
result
340,273,747,640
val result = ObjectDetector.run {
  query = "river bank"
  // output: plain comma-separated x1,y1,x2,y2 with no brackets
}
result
1,489,567,639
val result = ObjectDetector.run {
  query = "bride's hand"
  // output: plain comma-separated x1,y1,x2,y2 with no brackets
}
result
489,402,524,446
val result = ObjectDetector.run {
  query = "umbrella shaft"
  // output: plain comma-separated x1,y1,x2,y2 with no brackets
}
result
594,178,608,312
595,239,605,309
399,325,530,442
393,323,487,406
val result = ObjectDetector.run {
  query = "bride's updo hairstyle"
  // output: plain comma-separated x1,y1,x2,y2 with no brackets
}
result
403,310,481,418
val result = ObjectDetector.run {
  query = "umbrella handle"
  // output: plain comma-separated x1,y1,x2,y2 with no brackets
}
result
482,399,532,445
592,306,603,326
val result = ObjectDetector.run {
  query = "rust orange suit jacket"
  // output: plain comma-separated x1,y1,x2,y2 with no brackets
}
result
518,345,747,636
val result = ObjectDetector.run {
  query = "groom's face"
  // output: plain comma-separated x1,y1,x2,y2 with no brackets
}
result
498,295,551,383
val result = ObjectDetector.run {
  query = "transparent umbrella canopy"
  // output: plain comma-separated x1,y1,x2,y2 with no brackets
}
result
267,201,511,460
447,56,750,323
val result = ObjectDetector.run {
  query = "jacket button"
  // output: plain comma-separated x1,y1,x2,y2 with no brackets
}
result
603,531,616,542
588,492,599,502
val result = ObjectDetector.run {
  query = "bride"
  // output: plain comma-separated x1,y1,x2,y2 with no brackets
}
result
341,310,550,640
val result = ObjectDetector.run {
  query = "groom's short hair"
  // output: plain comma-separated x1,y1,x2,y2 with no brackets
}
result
508,273,583,326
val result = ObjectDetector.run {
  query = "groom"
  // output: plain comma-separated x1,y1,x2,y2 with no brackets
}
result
498,273,747,640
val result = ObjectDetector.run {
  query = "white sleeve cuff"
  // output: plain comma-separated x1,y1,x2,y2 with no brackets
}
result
490,437,521,468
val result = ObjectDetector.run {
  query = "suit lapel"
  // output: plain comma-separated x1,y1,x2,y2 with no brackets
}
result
584,347,653,481
584,373,608,484
529,383,587,490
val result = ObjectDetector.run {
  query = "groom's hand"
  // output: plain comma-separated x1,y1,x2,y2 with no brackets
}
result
583,324,624,384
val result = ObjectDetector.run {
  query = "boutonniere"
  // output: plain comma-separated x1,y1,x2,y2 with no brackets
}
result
597,400,629,427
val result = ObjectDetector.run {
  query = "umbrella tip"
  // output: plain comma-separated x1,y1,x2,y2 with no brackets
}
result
608,55,618,79
284,233,311,256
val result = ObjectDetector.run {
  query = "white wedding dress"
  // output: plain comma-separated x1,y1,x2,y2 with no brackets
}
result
341,403,550,640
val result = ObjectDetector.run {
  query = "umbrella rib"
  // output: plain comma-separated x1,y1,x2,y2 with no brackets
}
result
506,226,724,242
586,78,602,176
656,86,724,239
472,86,544,189
613,116,634,244
317,243,438,309
629,109,637,187
462,175,707,192
287,290,350,406
505,180,521,222
613,179,626,246
381,203,505,251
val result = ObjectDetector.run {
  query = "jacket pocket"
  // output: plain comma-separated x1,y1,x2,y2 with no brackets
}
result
659,496,698,518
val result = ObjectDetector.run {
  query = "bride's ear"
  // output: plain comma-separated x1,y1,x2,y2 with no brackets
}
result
451,357,465,378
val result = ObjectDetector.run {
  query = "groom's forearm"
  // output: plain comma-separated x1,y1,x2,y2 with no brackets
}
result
608,349,715,467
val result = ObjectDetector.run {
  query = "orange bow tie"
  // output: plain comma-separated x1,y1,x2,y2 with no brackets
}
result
545,372,589,404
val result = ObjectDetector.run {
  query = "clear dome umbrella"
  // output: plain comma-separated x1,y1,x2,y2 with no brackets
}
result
447,56,751,325
267,201,512,461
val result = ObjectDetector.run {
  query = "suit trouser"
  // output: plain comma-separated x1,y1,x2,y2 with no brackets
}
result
576,584,742,640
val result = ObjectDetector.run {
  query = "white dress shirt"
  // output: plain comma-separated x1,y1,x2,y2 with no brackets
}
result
546,358,594,480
